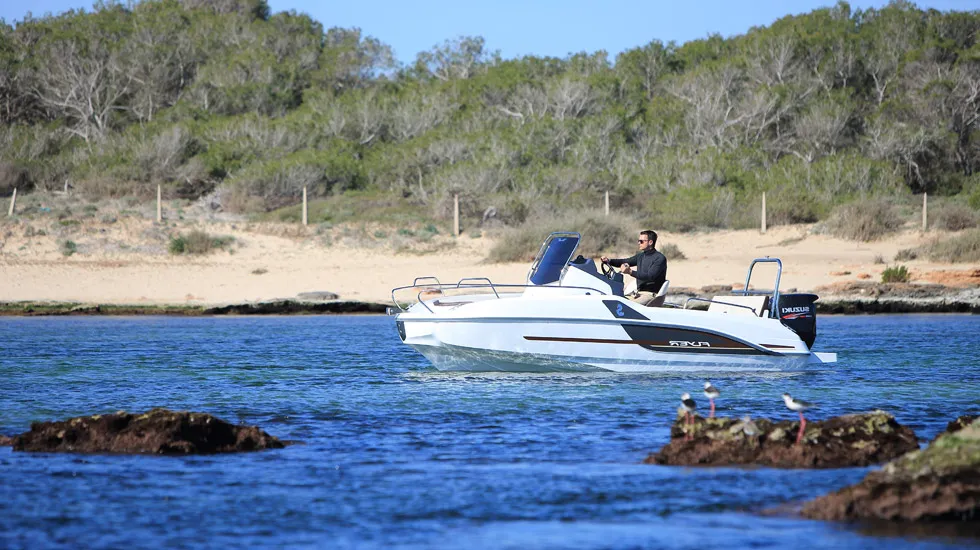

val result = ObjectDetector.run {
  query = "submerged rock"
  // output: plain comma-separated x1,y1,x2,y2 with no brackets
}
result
802,418,980,522
10,408,285,454
295,291,340,301
645,410,918,468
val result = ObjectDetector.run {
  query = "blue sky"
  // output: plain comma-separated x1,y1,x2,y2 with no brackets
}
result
2,0,975,64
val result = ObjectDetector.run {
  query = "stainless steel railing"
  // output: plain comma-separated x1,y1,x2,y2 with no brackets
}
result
390,279,609,313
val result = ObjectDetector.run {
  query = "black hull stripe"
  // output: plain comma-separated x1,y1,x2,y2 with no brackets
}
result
522,336,769,355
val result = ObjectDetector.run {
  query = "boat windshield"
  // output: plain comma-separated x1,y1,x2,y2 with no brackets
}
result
527,232,581,285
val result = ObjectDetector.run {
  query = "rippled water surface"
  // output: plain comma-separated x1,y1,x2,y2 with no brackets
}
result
1,314,978,549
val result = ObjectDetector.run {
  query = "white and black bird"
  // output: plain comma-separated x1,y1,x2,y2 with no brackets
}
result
680,392,697,440
703,381,721,417
782,393,815,444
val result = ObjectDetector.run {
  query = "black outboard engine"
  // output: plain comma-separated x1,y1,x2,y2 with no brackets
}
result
777,293,819,348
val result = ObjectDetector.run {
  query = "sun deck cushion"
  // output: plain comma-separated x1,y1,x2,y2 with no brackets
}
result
707,295,771,317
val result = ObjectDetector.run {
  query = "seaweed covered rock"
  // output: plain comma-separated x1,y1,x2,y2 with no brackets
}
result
935,415,979,442
10,408,285,454
803,418,980,522
645,410,918,468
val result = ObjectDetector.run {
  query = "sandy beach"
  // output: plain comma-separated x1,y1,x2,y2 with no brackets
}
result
2,211,978,308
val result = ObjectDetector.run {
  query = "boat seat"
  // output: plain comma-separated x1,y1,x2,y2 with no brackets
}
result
707,295,771,317
649,280,670,307
418,288,444,300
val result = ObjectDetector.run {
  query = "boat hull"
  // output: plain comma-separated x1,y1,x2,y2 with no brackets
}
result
396,295,831,373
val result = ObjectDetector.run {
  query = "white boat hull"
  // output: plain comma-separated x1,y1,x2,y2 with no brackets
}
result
395,295,834,373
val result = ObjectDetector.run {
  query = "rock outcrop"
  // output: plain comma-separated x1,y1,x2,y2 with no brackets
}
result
813,283,980,314
803,418,980,522
645,411,918,468
936,415,979,441
0,300,388,316
9,408,285,454
295,291,340,301
667,283,980,313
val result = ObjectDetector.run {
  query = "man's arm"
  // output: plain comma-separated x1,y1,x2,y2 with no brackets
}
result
603,253,639,267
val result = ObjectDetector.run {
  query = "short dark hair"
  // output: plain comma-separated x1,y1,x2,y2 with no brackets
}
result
640,230,657,247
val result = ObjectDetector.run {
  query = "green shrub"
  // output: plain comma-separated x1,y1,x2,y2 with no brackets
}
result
930,202,978,231
921,229,980,263
881,265,910,283
648,187,739,232
223,145,364,212
169,230,234,255
413,224,440,243
894,248,918,261
969,187,980,211
765,187,824,226
824,199,905,241
873,254,885,265
60,240,77,257
168,235,186,254
660,242,687,260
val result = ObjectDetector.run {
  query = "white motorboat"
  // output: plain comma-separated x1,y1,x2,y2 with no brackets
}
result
389,232,837,372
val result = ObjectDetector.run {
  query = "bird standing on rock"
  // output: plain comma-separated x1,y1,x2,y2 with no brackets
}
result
703,381,720,417
782,393,815,445
740,415,760,448
680,393,697,441
740,415,759,438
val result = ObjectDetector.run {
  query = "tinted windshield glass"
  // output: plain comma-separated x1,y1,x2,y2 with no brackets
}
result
529,234,579,285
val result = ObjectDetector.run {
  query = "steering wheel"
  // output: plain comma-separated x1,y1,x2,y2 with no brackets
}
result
600,261,616,280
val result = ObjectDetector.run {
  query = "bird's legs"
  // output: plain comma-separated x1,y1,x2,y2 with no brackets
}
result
796,412,806,444
686,412,693,441
709,399,715,418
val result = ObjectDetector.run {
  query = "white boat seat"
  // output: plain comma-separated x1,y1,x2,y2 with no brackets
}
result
707,295,771,317
649,280,670,307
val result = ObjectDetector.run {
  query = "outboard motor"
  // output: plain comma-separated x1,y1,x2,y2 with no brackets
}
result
777,293,818,348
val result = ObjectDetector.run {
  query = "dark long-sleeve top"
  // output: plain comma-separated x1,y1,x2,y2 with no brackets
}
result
606,249,668,293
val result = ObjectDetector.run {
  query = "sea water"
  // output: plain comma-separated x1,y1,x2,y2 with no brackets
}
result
0,314,978,549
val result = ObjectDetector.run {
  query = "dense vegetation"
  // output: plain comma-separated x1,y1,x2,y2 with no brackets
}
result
1,0,979,231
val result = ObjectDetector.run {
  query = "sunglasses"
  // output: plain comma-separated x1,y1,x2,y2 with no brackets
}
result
637,239,649,243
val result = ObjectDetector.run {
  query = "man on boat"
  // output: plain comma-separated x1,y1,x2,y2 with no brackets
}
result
601,230,667,306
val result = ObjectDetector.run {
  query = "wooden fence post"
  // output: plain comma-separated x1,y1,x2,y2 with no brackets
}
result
302,186,308,226
453,193,459,237
604,190,609,216
156,185,162,223
761,192,767,234
7,188,16,217
922,192,927,232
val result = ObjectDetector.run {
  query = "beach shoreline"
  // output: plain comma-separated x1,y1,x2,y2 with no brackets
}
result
2,216,978,313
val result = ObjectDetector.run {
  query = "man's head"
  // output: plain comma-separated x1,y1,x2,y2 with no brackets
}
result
637,230,657,251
